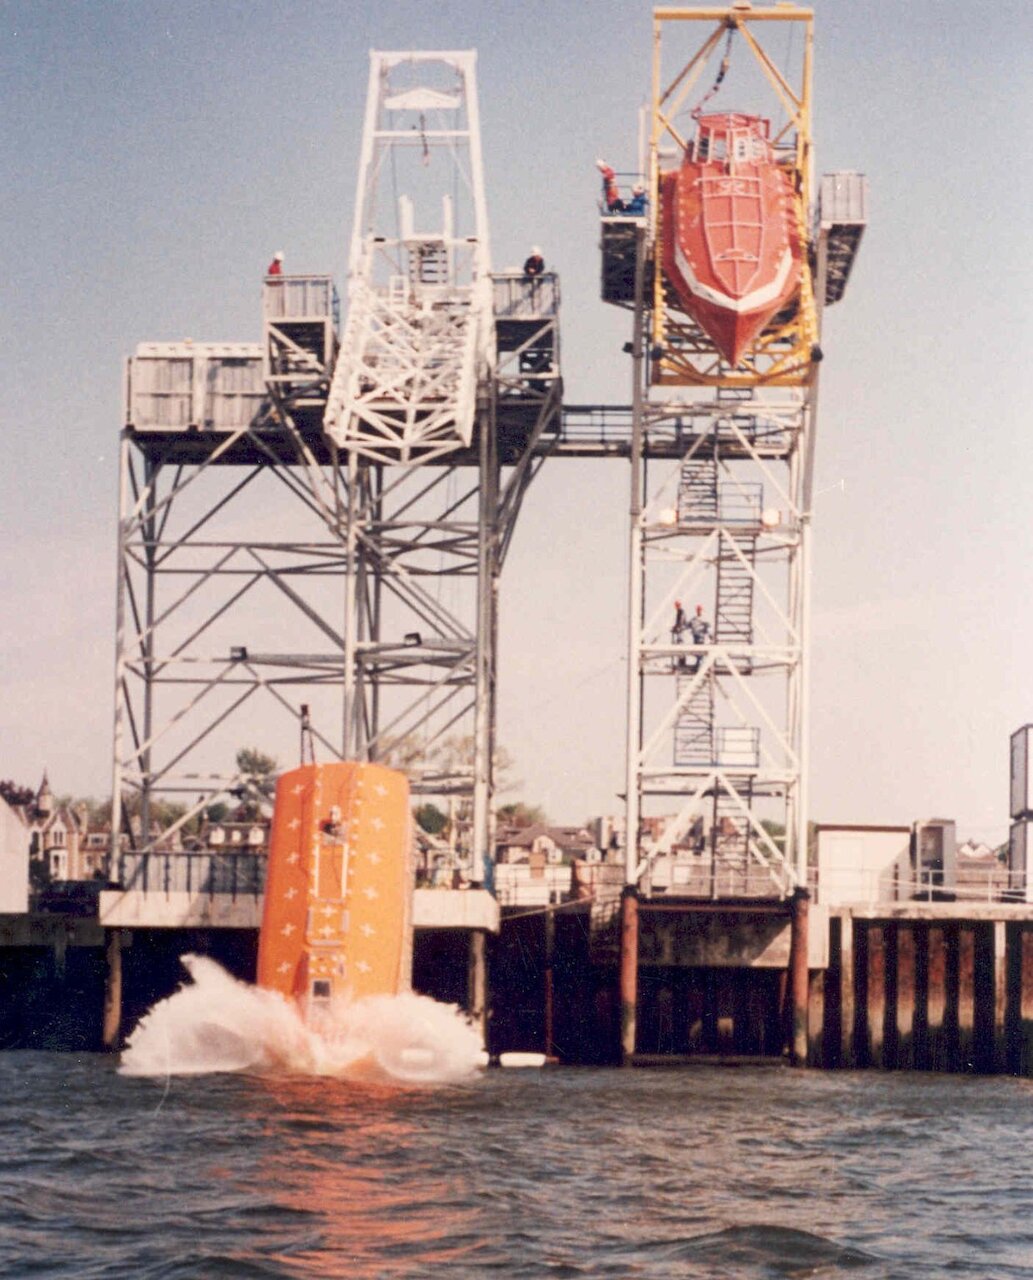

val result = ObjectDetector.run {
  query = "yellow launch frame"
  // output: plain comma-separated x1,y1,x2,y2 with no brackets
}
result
649,3,817,388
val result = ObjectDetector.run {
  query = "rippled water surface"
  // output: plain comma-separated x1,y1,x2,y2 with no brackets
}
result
2,1055,1031,1278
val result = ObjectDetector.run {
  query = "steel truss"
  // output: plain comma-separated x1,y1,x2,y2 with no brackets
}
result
620,5,822,898
624,390,812,897
324,51,493,465
112,51,561,885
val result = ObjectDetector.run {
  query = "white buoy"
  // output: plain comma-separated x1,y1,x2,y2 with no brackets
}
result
498,1051,547,1069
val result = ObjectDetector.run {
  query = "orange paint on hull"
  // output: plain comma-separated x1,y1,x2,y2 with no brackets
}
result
660,113,801,367
256,762,412,1022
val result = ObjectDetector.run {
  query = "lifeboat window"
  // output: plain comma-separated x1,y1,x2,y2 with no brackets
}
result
697,135,709,161
312,979,331,1001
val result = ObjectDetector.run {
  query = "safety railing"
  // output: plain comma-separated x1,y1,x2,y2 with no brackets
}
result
263,274,339,325
115,850,266,900
492,271,559,319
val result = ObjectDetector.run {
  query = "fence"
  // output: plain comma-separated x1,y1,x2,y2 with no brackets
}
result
115,851,265,899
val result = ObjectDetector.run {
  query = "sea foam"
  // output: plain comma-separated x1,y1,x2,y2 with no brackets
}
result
119,954,483,1084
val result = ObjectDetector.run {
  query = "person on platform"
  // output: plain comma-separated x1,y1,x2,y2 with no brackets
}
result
523,246,545,278
267,251,284,276
626,183,648,216
672,600,687,667
686,604,710,672
596,159,625,213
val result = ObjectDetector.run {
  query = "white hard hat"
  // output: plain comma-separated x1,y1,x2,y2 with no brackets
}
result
274,250,284,260
532,246,542,255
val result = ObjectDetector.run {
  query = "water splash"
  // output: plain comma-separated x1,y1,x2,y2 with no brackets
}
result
119,954,484,1084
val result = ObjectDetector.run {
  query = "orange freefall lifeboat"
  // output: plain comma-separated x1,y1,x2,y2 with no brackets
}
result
256,761,412,1024
660,112,802,367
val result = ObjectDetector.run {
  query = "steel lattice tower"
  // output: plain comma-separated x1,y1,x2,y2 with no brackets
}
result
112,52,562,883
603,5,864,899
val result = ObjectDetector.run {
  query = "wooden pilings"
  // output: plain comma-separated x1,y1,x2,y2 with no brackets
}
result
102,928,123,1052
824,913,1033,1074
467,929,487,1041
789,888,810,1066
619,888,639,1065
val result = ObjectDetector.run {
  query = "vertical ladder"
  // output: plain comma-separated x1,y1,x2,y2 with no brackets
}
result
677,457,718,524
410,241,450,287
673,673,715,766
715,535,756,672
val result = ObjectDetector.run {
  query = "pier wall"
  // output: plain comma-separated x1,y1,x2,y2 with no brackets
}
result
488,903,1033,1075
4,903,1033,1073
817,910,1033,1075
0,915,493,1051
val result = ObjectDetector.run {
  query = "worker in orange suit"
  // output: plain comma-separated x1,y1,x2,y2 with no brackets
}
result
596,159,625,213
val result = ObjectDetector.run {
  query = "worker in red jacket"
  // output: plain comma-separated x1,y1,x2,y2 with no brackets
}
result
267,251,284,276
596,159,624,213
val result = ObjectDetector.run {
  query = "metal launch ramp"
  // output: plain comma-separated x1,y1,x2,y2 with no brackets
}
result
324,53,494,466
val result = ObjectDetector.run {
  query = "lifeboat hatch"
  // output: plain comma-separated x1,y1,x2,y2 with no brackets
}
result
311,979,332,1001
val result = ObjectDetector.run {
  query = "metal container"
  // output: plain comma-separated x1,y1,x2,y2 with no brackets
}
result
819,171,867,227
912,819,957,892
126,343,264,431
262,274,338,322
1009,820,1033,903
492,271,559,319
1010,724,1033,819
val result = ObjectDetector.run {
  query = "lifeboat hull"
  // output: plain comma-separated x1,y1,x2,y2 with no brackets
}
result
660,137,800,367
256,761,412,1022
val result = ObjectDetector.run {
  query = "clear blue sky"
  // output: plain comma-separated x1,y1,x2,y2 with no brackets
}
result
2,1,1031,843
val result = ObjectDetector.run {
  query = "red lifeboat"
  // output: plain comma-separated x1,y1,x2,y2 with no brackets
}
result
660,113,801,367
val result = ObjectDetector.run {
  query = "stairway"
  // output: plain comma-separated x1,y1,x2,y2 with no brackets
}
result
673,673,715,767
711,787,753,896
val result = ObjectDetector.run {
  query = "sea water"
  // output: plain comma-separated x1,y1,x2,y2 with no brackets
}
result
1,961,1031,1278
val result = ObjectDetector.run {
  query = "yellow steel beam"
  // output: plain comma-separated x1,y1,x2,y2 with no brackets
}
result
647,1,816,387
658,23,726,111
655,6,812,20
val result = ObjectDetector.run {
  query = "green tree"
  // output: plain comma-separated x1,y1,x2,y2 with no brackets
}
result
235,748,279,819
0,780,35,808
496,801,546,829
414,802,448,835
